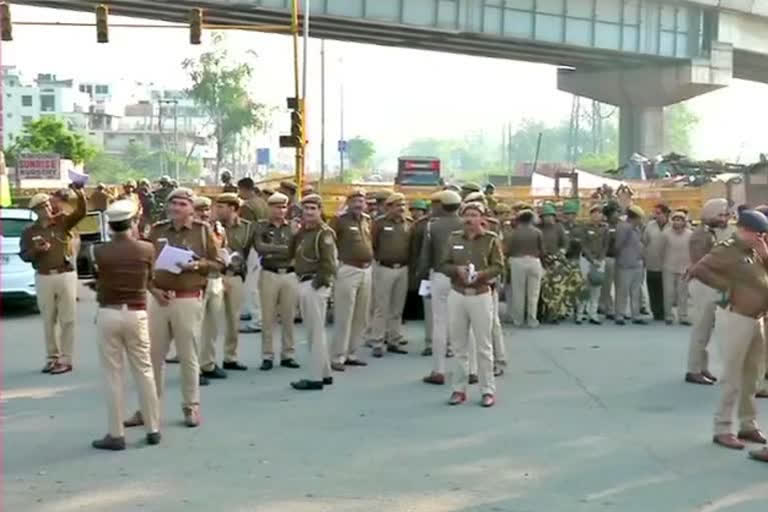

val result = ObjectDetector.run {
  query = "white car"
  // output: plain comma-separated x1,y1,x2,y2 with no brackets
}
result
1,208,38,309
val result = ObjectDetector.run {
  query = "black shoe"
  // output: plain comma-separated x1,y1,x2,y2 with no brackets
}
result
344,359,368,367
372,347,384,358
223,361,248,371
240,313,252,322
92,434,126,451
201,366,227,379
665,320,673,325
291,379,324,390
260,360,274,371
280,358,300,369
146,432,162,445
468,374,479,385
446,348,455,358
605,314,615,320
575,318,583,325
165,356,180,364
615,319,626,326
387,345,408,355
199,374,210,386
632,319,648,325
398,339,409,346
589,318,602,325
421,347,433,356
323,377,333,385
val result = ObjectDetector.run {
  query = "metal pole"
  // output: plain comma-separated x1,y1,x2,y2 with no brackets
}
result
320,39,326,183
173,101,179,182
301,0,310,194
339,59,344,182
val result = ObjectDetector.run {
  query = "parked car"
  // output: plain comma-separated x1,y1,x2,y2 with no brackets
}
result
1,208,38,309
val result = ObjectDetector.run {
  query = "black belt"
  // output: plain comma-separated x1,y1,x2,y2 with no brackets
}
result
298,274,315,282
263,266,295,274
378,262,407,269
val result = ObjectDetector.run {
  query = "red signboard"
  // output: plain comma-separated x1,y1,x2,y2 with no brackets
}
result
18,154,61,180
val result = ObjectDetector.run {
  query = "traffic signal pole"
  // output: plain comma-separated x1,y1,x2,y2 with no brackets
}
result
290,0,305,199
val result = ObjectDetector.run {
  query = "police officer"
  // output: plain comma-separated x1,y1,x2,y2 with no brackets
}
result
221,170,238,193
237,177,269,332
576,204,609,324
689,209,768,452
89,183,113,212
278,180,302,219
289,194,337,390
20,184,86,374
420,190,463,385
599,201,621,318
90,200,161,451
254,192,301,371
212,193,252,373
194,196,228,384
439,201,504,407
126,188,223,428
409,198,433,356
370,193,411,358
460,182,481,200
152,176,174,222
329,188,373,370
685,198,729,385
484,183,498,212
504,209,544,328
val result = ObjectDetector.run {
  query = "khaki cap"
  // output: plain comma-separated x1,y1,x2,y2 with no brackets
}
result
168,187,196,204
439,190,462,206
628,204,645,217
279,180,298,192
464,191,486,204
348,188,366,199
194,196,212,209
460,201,485,215
28,193,51,210
430,191,443,202
301,193,323,206
385,192,406,205
124,179,137,188
215,193,241,207
268,192,290,206
461,182,482,192
374,190,393,201
105,199,138,222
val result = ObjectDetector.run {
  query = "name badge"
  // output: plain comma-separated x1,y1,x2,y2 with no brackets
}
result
349,226,359,231
384,226,394,231
453,244,464,249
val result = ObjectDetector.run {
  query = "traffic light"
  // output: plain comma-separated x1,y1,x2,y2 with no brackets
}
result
96,4,109,43
1,2,12,42
190,8,203,45
279,97,305,148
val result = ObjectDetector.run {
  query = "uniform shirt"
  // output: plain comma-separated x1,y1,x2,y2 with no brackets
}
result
151,186,173,221
605,220,619,258
689,224,717,265
289,222,337,289
614,221,644,269
223,217,253,260
253,219,293,269
503,224,543,258
240,196,269,223
660,227,692,274
561,220,578,241
576,222,608,263
222,183,239,193
148,218,223,291
89,190,112,212
484,216,502,236
372,214,411,265
418,211,463,276
409,216,430,283
438,229,504,291
330,212,374,265
642,219,669,272
689,235,768,318
539,222,567,255
20,190,87,273
94,237,155,306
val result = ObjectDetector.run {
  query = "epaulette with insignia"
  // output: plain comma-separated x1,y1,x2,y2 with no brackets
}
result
152,219,171,228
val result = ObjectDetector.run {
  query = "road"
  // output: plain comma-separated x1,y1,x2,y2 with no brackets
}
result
3,288,768,512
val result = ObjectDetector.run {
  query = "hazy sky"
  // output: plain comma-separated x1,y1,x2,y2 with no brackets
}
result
4,5,768,166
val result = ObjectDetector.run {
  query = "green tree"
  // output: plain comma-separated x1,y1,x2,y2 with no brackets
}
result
347,136,376,169
182,34,270,181
5,117,95,166
664,103,699,155
85,144,203,184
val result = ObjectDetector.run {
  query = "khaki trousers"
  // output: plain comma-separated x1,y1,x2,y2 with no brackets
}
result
96,307,160,437
423,296,433,348
371,263,409,348
578,258,604,321
259,270,299,360
448,290,495,395
662,270,689,323
687,279,718,374
599,257,616,316
507,256,543,327
298,280,332,381
149,294,203,409
615,267,643,320
491,288,506,365
332,264,372,364
35,271,78,364
222,274,244,363
713,308,764,435
430,271,452,374
200,277,224,372
241,250,262,326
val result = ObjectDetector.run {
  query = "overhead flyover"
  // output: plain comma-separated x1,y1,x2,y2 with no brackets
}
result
10,0,768,162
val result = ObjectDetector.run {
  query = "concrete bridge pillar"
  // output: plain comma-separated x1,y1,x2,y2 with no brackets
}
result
557,42,733,164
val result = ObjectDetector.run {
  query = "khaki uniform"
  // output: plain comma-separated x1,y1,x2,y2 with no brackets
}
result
410,216,432,348
89,190,112,212
330,212,374,364
20,189,86,365
419,212,463,375
93,238,160,438
219,217,252,365
239,195,269,327
371,214,412,348
484,216,506,366
290,222,337,381
254,219,298,361
576,222,609,321
147,219,222,413
199,224,227,372
689,235,768,436
660,227,692,323
687,224,718,375
439,229,504,395
503,224,544,327
599,221,619,315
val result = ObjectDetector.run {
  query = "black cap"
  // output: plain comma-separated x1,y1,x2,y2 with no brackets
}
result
737,209,768,233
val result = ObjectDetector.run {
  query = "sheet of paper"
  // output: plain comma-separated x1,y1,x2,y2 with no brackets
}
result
155,244,196,274
418,279,431,297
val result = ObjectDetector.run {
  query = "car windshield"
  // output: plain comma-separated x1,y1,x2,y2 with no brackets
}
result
0,219,33,238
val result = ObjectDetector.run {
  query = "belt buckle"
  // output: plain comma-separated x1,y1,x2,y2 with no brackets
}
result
50,269,59,275
465,288,477,296
392,264,401,269
278,268,287,275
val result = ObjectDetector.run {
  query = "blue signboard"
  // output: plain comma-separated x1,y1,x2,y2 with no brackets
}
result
256,148,271,165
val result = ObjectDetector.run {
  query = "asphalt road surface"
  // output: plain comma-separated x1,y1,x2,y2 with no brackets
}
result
3,288,768,512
